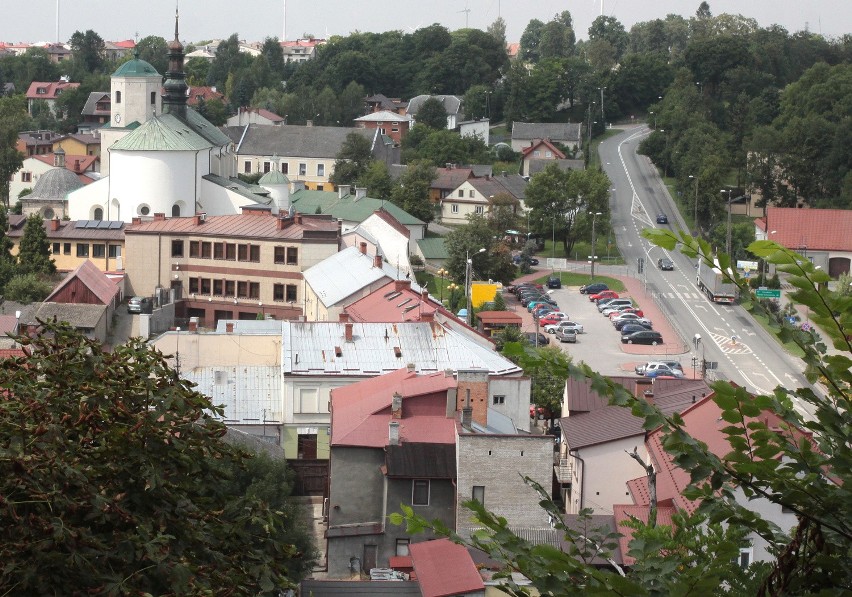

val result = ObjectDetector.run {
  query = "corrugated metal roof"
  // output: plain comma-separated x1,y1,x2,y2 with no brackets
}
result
125,212,338,241
303,246,422,308
112,113,212,151
354,110,412,123
290,190,425,226
45,260,119,305
202,174,270,203
283,321,521,376
416,237,448,259
184,108,233,147
409,539,484,597
183,365,281,423
228,123,374,158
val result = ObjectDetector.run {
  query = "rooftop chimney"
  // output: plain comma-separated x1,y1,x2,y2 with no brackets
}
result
635,378,652,399
461,398,473,429
359,242,368,254
294,213,302,225
53,147,65,168
339,313,350,322
277,216,293,230
225,322,234,334
354,187,367,201
131,217,142,225
391,392,403,419
193,214,204,225
188,320,197,332
421,288,429,302
421,309,435,322
49,218,60,232
338,184,351,199
153,213,166,221
388,421,400,446
373,254,383,268
407,363,416,373
344,322,353,342
446,387,458,418
394,279,411,292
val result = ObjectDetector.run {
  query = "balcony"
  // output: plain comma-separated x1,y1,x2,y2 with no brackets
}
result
553,457,573,485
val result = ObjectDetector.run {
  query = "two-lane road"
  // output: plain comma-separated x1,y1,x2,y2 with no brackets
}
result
598,126,815,413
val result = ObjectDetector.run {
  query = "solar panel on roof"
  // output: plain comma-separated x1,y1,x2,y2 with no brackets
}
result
75,220,90,228
108,221,122,229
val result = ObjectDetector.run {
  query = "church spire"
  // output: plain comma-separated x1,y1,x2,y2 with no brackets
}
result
162,5,188,117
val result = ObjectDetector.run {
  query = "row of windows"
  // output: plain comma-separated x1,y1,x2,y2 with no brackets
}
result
448,204,484,214
247,160,323,177
114,90,156,105
172,241,298,265
458,189,476,198
52,242,121,258
187,277,298,302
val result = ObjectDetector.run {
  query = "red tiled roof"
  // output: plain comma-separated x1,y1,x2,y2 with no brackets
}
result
33,153,98,174
112,39,136,49
475,310,522,324
432,167,474,191
187,86,226,106
125,213,338,240
521,138,566,159
236,107,284,122
344,280,438,323
613,504,677,565
0,348,26,359
45,259,120,305
330,367,457,448
409,538,484,597
756,207,852,252
0,315,19,335
280,38,325,48
26,81,80,100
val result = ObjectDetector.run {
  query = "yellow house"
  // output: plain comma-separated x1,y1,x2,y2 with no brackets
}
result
53,132,101,159
8,216,125,273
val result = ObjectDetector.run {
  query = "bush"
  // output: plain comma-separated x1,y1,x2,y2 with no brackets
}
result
3,273,52,303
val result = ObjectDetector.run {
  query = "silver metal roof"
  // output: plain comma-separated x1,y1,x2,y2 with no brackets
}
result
282,321,522,376
184,365,281,423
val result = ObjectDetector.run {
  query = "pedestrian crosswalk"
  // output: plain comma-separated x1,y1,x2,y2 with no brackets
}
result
660,292,704,301
709,332,753,355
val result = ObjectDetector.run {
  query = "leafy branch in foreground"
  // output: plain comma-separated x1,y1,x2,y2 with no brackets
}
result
393,234,851,595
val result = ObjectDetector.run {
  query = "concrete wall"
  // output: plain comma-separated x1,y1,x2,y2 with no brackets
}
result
564,434,645,515
487,376,531,433
239,153,335,190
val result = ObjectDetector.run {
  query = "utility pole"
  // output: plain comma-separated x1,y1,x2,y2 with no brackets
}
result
689,174,699,233
722,189,733,256
590,211,602,279
466,248,484,325
598,87,606,126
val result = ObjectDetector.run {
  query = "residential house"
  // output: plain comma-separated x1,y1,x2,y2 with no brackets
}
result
755,206,852,277
326,366,539,577
224,124,396,191
364,93,407,115
26,80,80,116
79,92,111,131
353,110,412,145
339,209,413,276
18,303,111,343
506,42,520,60
185,44,217,61
280,38,325,63
520,138,579,177
103,40,135,62
53,132,101,159
16,130,59,157
45,259,122,311
415,237,448,270
187,86,226,107
408,539,485,597
9,151,96,201
557,376,710,515
44,43,71,64
407,95,464,130
8,216,126,273
511,122,582,154
439,172,527,226
457,119,490,145
290,185,426,253
429,165,475,203
124,211,340,324
226,107,285,127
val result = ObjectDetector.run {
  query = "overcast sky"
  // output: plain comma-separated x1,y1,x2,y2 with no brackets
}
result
3,0,850,46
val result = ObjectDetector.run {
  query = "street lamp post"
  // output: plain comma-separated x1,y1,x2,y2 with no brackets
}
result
658,129,669,178
598,86,606,125
589,211,603,279
693,333,705,379
437,267,448,303
689,174,699,232
466,248,485,324
722,189,733,256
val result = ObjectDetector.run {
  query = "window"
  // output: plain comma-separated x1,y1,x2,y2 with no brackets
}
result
412,480,430,506
298,163,307,176
76,243,89,257
274,247,285,264
286,247,298,265
379,127,386,135
295,388,319,413
736,548,753,568
533,150,540,157
201,242,212,259
475,205,484,214
150,91,156,105
42,207,55,220
493,395,505,405
472,485,485,505
63,243,71,255
115,90,121,104
316,163,325,177
286,284,297,302
213,242,224,259
171,240,184,257
189,241,200,258
273,284,285,301
451,204,459,213
108,245,121,258
225,243,236,260
263,162,271,173
139,205,150,216
21,172,32,183
200,278,211,295
237,244,248,261
545,150,552,158
458,189,464,198
188,277,199,294
248,282,260,299
171,204,180,217
52,242,60,254
316,184,324,191
237,281,248,298
92,244,105,258
469,190,475,198
243,160,251,174
391,126,399,133
213,279,223,295
396,539,410,557
249,245,260,262
224,280,235,296
93,207,103,221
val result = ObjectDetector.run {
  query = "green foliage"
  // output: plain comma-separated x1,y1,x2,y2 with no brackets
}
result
68,29,106,76
195,97,229,126
443,215,514,284
415,97,449,130
134,35,169,75
330,131,373,187
389,160,436,224
3,273,51,303
402,126,492,166
0,322,311,594
357,161,393,201
0,95,27,206
16,213,55,276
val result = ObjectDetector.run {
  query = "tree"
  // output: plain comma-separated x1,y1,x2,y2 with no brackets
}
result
195,98,228,126
390,160,436,224
338,80,367,126
358,161,393,201
486,192,521,236
185,57,211,87
2,273,52,303
443,214,514,284
0,321,314,594
502,341,571,423
519,19,545,62
415,97,448,130
260,37,286,86
0,95,27,207
135,35,168,75
487,17,507,46
68,29,106,75
16,214,55,276
330,132,373,186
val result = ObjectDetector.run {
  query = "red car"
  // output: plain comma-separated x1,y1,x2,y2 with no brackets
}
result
590,290,619,302
538,312,568,326
608,307,644,319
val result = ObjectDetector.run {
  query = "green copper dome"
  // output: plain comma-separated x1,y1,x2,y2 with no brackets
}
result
259,170,290,185
113,58,160,78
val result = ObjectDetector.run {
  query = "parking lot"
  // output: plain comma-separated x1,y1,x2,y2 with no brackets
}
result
507,271,694,378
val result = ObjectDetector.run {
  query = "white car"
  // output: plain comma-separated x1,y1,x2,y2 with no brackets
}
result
612,313,653,327
545,321,585,334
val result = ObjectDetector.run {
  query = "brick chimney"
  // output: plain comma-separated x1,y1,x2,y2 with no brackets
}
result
339,313,349,322
188,320,197,332
277,216,293,230
456,369,489,427
354,187,367,201
461,399,473,429
635,378,653,401
391,392,403,419
153,213,166,221
359,242,367,254
421,309,434,322
193,214,204,225
388,421,400,446
373,254,383,268
131,217,142,225
421,288,429,302
49,218,60,232
294,213,302,225
344,322,353,342
394,279,411,292
225,322,234,334
407,363,416,373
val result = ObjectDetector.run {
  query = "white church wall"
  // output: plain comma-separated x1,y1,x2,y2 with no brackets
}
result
110,150,202,219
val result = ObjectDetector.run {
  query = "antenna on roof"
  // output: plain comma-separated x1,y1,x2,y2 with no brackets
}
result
288,204,296,218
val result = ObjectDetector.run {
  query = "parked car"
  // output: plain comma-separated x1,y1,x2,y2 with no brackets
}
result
608,307,644,319
612,313,652,327
579,282,609,294
590,290,619,302
636,361,684,376
528,299,557,312
514,283,542,294
555,328,578,343
618,323,654,336
656,213,668,224
657,257,674,271
532,307,555,320
645,364,685,378
547,275,562,289
545,321,585,334
127,296,153,314
539,312,568,326
523,332,550,346
599,299,633,314
621,330,663,345
513,254,539,266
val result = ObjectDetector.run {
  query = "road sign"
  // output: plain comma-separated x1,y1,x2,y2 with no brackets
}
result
755,288,781,299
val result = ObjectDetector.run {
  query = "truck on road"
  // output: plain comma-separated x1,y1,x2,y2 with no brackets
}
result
697,259,738,304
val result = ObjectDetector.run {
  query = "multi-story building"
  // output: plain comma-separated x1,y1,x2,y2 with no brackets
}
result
25,80,80,116
123,211,340,324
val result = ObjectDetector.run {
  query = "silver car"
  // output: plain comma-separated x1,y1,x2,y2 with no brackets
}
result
635,361,684,376
555,328,578,343
545,321,585,334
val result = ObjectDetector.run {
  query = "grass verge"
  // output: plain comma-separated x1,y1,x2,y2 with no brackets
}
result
532,271,626,293
750,310,806,358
